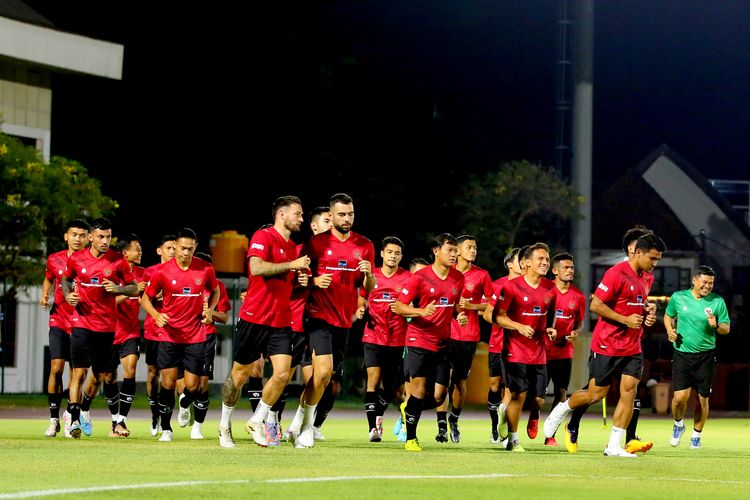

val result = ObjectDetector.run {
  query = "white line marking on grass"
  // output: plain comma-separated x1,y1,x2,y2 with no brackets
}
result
2,473,749,498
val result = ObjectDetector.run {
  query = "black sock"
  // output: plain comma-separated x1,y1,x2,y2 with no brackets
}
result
449,407,462,422
273,390,288,421
68,402,81,423
148,397,160,422
567,404,588,433
405,396,424,441
365,391,378,431
81,393,94,412
248,377,263,413
488,389,501,433
626,398,641,442
375,389,389,417
119,377,135,419
48,393,62,419
158,386,175,431
103,382,120,419
180,389,193,409
314,384,335,427
194,392,209,424
436,411,447,433
529,407,540,420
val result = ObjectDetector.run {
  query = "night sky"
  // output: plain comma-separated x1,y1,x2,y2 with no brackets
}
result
20,1,750,267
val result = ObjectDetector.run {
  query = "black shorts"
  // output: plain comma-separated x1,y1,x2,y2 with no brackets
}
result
203,334,218,379
70,328,115,373
448,339,477,382
364,343,405,392
290,331,309,369
505,362,547,397
547,358,572,392
144,339,160,367
107,337,141,372
157,341,204,375
588,352,643,387
233,319,291,366
672,350,715,397
404,346,450,388
307,318,346,381
488,352,506,379
49,327,71,361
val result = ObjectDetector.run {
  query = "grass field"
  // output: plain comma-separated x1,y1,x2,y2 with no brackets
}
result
1,408,749,499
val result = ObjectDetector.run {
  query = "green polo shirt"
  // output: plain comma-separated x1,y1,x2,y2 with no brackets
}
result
665,289,730,353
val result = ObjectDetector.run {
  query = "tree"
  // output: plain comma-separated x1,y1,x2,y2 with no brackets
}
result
453,160,583,276
0,133,117,299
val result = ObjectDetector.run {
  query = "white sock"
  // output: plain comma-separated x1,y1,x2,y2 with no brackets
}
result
120,416,127,423
220,403,234,428
251,400,272,424
561,400,571,411
509,431,519,442
674,418,684,428
111,414,119,422
608,426,625,450
289,405,305,433
193,421,203,432
692,429,701,439
268,411,278,424
302,403,318,427
499,402,507,416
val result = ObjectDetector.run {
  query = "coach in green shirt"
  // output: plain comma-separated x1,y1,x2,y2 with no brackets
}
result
663,265,730,450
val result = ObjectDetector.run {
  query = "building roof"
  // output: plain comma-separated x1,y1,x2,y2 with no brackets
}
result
0,0,52,28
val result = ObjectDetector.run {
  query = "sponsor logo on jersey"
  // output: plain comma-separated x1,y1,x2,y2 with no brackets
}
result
555,308,564,317
251,243,264,250
383,292,391,300
91,277,99,284
183,287,191,294
598,282,608,292
338,259,347,267
636,295,643,303
533,306,542,313
440,297,449,305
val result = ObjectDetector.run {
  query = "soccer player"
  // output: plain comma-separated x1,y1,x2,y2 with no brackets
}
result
485,243,557,452
142,234,177,435
358,236,410,442
291,193,376,448
543,233,665,457
39,219,89,437
482,246,524,445
664,265,730,449
61,217,138,439
393,233,468,451
542,252,586,446
176,252,231,439
141,228,220,442
436,234,493,443
217,196,310,448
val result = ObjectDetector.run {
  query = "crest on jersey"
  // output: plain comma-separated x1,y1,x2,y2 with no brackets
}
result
466,283,475,291
195,278,203,285
353,250,361,259
451,288,458,295
440,297,449,305
104,269,112,277
569,300,577,309
544,295,552,304
395,286,403,292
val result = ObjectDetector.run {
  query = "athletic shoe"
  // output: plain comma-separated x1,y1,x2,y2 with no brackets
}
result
449,419,461,443
295,425,315,448
506,439,525,452
190,424,204,440
109,422,122,438
69,421,82,439
527,418,539,439
276,423,283,443
543,402,571,438
498,410,508,441
405,438,423,451
603,446,637,457
435,428,448,443
265,422,280,447
625,438,653,454
62,411,72,438
45,418,60,437
285,428,298,445
177,398,191,428
399,401,407,430
490,428,500,444
218,425,236,448
158,430,174,442
313,426,325,441
669,424,685,447
150,417,161,437
544,437,558,446
80,411,93,436
375,415,384,437
114,422,130,437
369,428,382,442
564,425,578,453
393,415,403,436
246,420,268,447
396,428,407,442
689,437,702,449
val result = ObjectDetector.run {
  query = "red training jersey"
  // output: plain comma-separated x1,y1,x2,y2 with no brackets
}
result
361,267,411,347
145,257,218,344
289,243,309,333
486,276,510,354
143,264,166,341
64,248,135,333
544,283,586,361
45,249,76,333
239,227,299,328
303,231,375,329
115,265,146,344
204,280,231,335
591,260,654,357
398,266,465,352
450,264,493,342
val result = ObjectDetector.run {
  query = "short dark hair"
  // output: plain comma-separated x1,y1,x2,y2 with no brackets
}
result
158,234,177,246
329,193,353,208
622,225,652,253
195,251,213,263
382,236,405,250
116,233,140,252
456,234,476,244
522,242,549,260
177,227,198,241
66,219,89,232
272,195,302,220
431,233,458,252
503,247,521,270
410,257,429,268
552,252,574,266
693,265,715,278
634,233,666,253
89,217,111,231
310,206,330,220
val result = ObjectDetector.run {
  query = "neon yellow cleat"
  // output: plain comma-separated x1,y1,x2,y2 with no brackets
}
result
564,426,578,453
625,438,653,454
405,438,423,451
